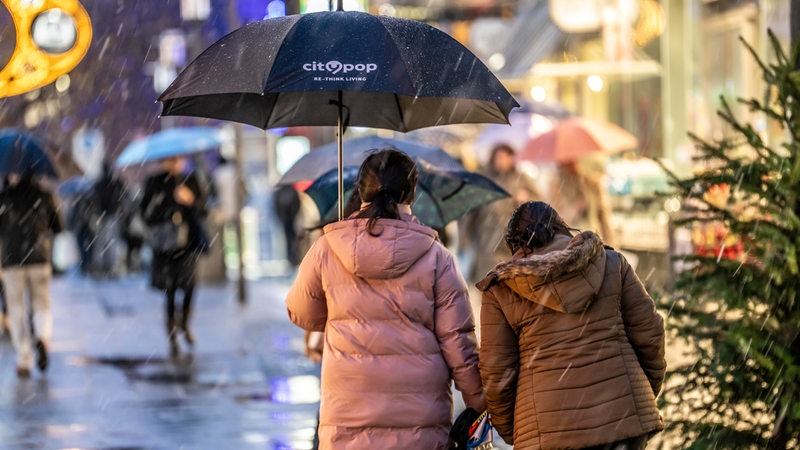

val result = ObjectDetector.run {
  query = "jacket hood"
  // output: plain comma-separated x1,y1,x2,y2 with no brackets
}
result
476,231,607,313
322,216,437,279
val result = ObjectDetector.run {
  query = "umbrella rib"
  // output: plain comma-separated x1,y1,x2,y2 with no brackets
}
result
441,180,466,201
261,91,279,129
393,94,408,132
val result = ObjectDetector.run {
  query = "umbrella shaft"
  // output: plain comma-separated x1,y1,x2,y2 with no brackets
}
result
337,90,345,220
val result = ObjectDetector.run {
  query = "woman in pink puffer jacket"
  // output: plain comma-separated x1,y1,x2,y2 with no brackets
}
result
286,148,485,449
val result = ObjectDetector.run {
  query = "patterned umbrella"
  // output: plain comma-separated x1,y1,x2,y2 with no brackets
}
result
305,161,509,229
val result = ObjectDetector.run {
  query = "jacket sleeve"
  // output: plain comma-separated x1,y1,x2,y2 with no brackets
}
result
619,254,666,396
478,287,518,443
285,239,328,332
432,250,485,412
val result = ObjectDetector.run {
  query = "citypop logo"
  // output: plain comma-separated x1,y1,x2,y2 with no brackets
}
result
302,60,378,75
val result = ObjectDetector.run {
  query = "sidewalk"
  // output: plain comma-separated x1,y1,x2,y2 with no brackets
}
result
0,272,511,449
0,273,320,450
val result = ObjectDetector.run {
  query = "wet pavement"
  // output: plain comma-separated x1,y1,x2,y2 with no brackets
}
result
0,273,320,450
0,273,511,450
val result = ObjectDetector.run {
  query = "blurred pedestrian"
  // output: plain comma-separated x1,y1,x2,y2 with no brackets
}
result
286,148,485,449
272,184,301,266
0,172,64,378
140,156,208,356
460,142,540,282
90,163,127,277
120,193,146,273
0,179,5,337
66,188,98,275
476,201,665,449
549,154,617,247
0,267,7,336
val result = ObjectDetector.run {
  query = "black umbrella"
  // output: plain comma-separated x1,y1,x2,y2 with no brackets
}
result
158,7,518,219
304,161,509,229
0,128,57,178
277,135,463,186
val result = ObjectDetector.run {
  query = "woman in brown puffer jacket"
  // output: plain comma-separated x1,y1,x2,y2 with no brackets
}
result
477,201,665,450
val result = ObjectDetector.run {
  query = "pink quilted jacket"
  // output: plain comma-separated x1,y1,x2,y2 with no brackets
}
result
286,215,485,449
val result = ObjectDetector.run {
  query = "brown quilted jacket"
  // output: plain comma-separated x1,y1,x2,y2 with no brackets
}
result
476,231,665,449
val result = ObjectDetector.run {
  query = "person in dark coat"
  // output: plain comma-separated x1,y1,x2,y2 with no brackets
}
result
273,184,302,266
140,156,208,356
67,190,98,275
0,172,64,377
477,201,665,449
120,195,145,273
90,163,127,277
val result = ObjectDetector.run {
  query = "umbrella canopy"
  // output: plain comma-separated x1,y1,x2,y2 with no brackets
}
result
158,11,518,131
57,176,94,197
305,161,509,229
158,9,518,219
520,117,638,163
278,135,463,186
115,126,231,168
473,100,571,164
0,128,57,178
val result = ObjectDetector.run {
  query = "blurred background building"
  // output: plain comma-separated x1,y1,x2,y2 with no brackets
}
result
0,0,795,286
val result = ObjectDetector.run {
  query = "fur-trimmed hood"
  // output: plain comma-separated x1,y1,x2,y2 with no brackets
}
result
476,231,607,313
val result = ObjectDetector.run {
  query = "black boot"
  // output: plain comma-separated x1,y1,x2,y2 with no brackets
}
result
35,339,48,372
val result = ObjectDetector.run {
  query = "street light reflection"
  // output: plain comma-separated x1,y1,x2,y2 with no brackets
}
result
269,375,320,404
45,423,90,436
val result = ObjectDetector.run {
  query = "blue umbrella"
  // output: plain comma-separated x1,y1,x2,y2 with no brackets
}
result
115,126,231,168
305,160,510,229
278,135,464,186
0,128,58,178
57,176,94,197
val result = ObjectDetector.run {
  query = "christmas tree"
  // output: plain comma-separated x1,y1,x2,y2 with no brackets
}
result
658,31,799,449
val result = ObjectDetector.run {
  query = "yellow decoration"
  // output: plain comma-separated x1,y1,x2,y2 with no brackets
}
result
0,0,92,98
633,0,665,47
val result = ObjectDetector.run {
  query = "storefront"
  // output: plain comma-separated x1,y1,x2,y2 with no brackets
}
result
400,0,792,288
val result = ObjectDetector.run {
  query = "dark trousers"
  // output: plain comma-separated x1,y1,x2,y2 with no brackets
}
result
166,285,194,327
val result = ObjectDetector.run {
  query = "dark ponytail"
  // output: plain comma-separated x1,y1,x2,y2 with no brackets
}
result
355,147,418,236
505,201,574,254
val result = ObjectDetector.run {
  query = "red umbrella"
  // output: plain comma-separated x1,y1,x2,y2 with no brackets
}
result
520,117,638,163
